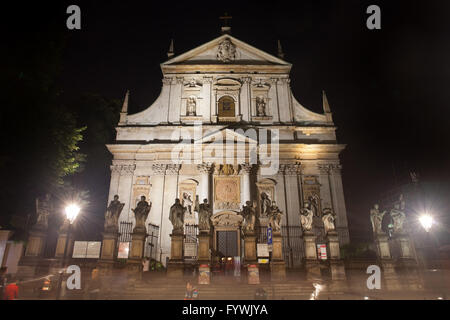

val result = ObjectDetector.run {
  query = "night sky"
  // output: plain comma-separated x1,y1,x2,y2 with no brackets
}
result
4,1,450,242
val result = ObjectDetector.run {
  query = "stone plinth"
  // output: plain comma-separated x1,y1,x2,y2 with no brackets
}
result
395,234,414,260
394,234,422,290
381,259,402,290
197,231,211,263
126,230,147,278
244,232,257,263
327,231,346,282
98,230,119,276
303,231,320,280
270,231,286,281
167,231,184,278
24,227,47,257
375,233,391,259
55,230,74,259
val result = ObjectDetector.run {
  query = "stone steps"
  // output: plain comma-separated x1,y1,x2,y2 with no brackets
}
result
105,280,316,300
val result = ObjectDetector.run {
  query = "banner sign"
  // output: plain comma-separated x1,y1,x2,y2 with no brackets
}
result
317,244,327,260
257,244,270,257
267,227,273,245
118,242,130,259
72,241,101,258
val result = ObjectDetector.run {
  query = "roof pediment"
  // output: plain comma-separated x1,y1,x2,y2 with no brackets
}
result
161,34,291,70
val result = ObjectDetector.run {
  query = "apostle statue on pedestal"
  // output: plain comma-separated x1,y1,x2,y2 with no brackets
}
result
390,202,406,234
132,196,151,233
260,192,272,218
169,198,185,233
268,201,283,232
196,197,212,231
322,208,336,234
300,201,314,232
241,200,256,233
370,203,386,235
35,193,52,229
104,194,125,232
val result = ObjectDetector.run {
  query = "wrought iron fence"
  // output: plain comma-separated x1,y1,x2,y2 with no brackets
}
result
256,225,304,268
119,221,133,242
145,223,159,260
184,224,198,259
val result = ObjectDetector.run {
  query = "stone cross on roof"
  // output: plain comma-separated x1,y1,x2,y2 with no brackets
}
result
219,12,232,34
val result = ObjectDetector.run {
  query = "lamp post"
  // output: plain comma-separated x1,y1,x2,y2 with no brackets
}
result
56,203,80,300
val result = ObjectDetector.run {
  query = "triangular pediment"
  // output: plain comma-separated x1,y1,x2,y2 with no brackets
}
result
162,34,290,67
196,128,258,145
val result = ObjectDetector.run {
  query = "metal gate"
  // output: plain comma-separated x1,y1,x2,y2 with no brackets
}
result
145,223,159,260
216,231,238,257
119,221,133,242
184,224,198,260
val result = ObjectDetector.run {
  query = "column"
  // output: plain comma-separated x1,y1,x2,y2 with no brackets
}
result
197,163,212,203
203,77,213,122
241,163,252,204
269,78,280,123
168,77,183,124
329,164,350,245
240,77,251,121
107,164,121,204
117,164,135,224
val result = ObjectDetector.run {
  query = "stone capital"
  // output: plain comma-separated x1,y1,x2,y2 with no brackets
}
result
152,164,167,175
197,163,213,174
110,165,122,174
240,163,253,174
280,163,301,176
162,77,173,85
121,164,136,176
165,164,181,175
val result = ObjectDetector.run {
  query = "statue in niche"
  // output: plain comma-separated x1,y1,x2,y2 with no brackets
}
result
260,192,272,218
216,38,236,62
196,197,212,231
390,202,406,234
241,200,256,233
322,208,336,234
182,192,193,216
35,194,52,229
268,201,283,232
132,196,151,232
307,195,320,217
370,203,386,235
186,97,197,116
104,195,125,231
169,198,186,233
300,201,314,232
256,96,267,116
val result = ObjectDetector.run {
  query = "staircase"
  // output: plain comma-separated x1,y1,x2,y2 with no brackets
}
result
106,278,315,300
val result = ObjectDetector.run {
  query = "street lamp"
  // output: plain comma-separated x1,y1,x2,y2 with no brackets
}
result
419,214,434,233
56,203,80,300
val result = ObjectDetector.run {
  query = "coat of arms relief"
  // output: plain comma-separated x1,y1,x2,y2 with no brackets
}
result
216,38,236,63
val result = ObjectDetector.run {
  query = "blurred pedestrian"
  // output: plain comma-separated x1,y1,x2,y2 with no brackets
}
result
89,268,101,300
184,281,193,300
4,278,18,300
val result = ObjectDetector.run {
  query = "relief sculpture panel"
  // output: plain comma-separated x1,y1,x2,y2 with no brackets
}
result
214,176,241,210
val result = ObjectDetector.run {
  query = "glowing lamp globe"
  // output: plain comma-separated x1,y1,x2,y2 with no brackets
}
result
65,204,80,224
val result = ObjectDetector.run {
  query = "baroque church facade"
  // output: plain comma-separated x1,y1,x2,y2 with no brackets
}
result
106,33,349,267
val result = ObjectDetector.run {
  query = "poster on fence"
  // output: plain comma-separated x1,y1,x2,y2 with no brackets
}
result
118,242,130,259
86,241,101,258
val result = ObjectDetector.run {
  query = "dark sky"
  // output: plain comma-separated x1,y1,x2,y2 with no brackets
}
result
5,1,450,241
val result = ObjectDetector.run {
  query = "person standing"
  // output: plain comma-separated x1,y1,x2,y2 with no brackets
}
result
4,278,18,300
88,268,101,300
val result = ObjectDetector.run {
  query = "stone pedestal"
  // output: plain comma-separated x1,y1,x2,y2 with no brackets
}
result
98,230,119,276
381,259,402,291
167,231,184,278
303,232,320,280
127,230,147,278
17,226,49,279
197,231,211,262
375,233,392,259
327,231,346,281
394,234,422,290
55,230,74,259
270,231,286,281
244,232,257,263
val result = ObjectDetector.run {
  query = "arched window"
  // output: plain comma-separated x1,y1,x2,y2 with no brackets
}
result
218,96,235,117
